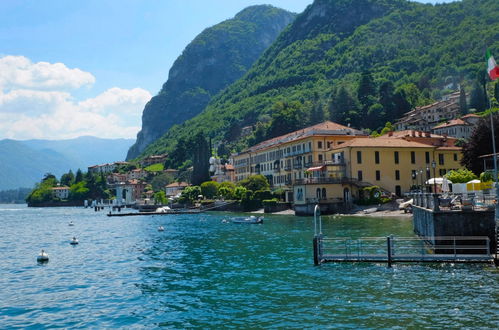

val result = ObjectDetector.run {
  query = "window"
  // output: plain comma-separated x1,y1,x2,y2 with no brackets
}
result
376,170,380,181
375,151,380,164
308,142,311,150
439,153,444,165
425,152,430,164
394,151,399,164
395,185,401,196
411,151,416,164
318,154,323,161
358,170,363,181
357,151,362,164
439,169,446,176
318,141,323,149
316,188,321,199
395,170,400,180
322,188,327,200
454,153,458,161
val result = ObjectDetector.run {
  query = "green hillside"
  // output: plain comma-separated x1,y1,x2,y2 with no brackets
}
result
126,5,295,159
142,0,499,165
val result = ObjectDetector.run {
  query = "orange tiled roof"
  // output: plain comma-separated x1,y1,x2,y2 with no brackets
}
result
166,182,190,188
432,119,468,129
243,121,365,153
461,114,480,119
333,137,432,149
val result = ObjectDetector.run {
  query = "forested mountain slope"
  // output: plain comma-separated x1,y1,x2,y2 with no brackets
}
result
142,0,499,165
126,5,295,159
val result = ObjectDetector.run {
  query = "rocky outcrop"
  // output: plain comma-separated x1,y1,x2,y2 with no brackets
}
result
127,5,295,159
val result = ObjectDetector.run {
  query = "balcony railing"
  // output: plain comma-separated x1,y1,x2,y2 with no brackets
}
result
284,164,292,171
293,163,303,169
294,177,355,185
306,161,346,168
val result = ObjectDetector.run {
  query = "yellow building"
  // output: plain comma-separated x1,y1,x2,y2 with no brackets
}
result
232,121,367,201
293,131,463,215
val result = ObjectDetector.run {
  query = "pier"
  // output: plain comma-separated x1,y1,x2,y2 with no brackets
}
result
312,205,497,266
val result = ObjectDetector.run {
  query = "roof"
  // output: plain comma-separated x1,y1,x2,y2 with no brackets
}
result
461,114,480,119
332,137,432,149
223,164,235,171
242,121,366,154
436,146,462,151
384,130,446,139
432,119,469,129
166,182,190,188
52,186,70,190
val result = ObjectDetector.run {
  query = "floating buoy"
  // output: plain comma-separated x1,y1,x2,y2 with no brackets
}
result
68,221,74,226
158,226,164,232
70,237,79,245
37,249,49,262
221,219,228,223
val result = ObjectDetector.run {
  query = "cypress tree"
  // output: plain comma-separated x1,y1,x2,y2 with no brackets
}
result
191,132,211,185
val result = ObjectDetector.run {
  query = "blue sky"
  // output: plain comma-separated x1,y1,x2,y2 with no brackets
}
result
0,0,456,140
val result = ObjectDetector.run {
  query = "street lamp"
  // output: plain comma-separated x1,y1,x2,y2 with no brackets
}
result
419,169,424,192
411,171,416,191
426,165,430,193
431,160,437,194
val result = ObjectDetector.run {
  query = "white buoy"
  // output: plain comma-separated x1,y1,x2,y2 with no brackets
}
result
158,226,164,232
68,221,74,226
37,249,49,262
70,237,79,245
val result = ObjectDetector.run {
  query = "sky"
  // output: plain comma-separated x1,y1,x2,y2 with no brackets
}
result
0,0,456,140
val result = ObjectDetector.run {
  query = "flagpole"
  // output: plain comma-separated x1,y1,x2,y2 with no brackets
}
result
489,80,499,261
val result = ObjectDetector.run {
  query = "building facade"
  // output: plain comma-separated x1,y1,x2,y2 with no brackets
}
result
431,114,481,139
232,121,367,202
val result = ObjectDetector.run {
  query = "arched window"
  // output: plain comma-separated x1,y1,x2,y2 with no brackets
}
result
316,188,321,199
322,188,327,200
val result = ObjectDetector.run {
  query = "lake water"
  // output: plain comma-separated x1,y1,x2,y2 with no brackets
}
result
0,204,498,328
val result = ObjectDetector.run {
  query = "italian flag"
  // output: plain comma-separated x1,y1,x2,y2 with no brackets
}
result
486,49,499,80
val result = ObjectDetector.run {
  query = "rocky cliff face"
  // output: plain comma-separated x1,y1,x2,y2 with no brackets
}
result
127,5,295,159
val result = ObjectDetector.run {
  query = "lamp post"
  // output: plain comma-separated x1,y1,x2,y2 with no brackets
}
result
419,169,423,192
426,166,430,192
431,160,437,194
411,171,416,191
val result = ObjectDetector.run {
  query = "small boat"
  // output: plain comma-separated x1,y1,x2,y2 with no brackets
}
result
155,206,171,213
37,249,49,262
363,207,378,214
158,226,165,231
231,216,263,224
70,237,79,245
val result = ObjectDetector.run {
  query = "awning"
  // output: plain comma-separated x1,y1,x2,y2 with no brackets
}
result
306,165,325,172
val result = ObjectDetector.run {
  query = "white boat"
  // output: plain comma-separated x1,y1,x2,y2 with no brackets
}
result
231,216,263,224
158,226,165,231
70,237,79,245
155,206,171,213
37,250,49,262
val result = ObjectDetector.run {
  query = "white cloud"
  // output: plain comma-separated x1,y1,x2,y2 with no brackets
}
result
0,55,152,140
0,55,95,91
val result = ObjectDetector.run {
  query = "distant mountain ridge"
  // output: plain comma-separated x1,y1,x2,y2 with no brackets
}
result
141,0,499,159
126,5,296,159
0,137,134,190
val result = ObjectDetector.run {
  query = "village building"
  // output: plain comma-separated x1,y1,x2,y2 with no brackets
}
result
293,131,463,214
165,182,190,197
128,168,148,180
431,114,481,139
394,91,461,132
140,154,167,167
231,121,368,202
88,161,130,174
51,186,70,199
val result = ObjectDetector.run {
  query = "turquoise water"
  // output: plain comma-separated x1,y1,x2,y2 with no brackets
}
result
0,205,498,328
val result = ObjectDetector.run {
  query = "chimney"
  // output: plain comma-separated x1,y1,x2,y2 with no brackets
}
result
411,130,416,137
388,131,393,137
418,131,423,137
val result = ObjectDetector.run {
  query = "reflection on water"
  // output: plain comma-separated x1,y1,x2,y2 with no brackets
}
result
0,205,497,328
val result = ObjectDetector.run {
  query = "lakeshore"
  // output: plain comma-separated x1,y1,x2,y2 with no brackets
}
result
1,204,498,328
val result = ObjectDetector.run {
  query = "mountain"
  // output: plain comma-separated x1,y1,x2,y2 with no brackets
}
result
141,0,499,162
126,5,296,159
0,137,134,190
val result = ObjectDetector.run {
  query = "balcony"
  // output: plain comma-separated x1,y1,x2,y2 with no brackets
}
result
284,164,292,171
293,163,303,170
294,177,354,185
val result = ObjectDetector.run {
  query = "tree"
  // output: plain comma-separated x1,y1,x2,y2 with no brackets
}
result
461,114,499,174
69,181,89,200
357,70,377,119
459,88,468,115
494,81,499,102
469,81,487,112
309,92,324,125
179,186,201,204
445,169,477,183
191,132,211,185
200,181,220,199
218,185,235,199
238,175,269,192
328,85,359,126
151,173,174,191
267,101,304,139
153,191,168,205
75,169,83,183
378,81,396,120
